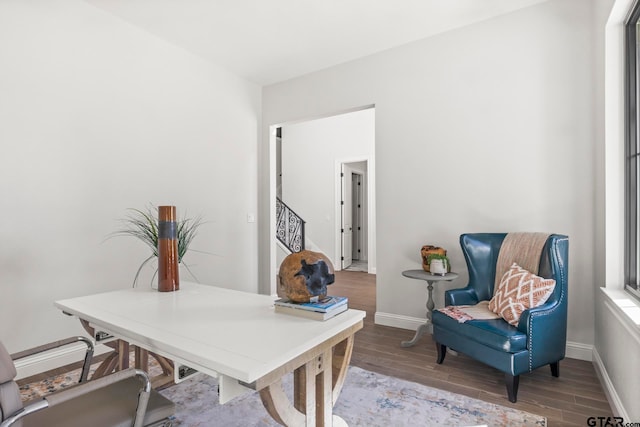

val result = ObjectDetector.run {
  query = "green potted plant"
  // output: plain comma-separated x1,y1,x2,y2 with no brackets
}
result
111,206,203,286
426,253,450,275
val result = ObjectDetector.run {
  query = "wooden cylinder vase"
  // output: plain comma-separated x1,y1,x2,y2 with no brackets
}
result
157,205,180,292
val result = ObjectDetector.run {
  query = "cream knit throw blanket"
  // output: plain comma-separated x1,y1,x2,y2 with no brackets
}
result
493,232,551,294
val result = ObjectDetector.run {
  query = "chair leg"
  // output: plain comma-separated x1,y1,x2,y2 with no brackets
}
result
505,373,520,403
550,361,560,377
435,342,447,364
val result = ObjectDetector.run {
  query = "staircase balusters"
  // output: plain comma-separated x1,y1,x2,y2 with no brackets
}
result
276,197,305,253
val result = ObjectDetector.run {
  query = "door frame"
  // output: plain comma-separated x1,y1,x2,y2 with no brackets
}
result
334,157,374,273
266,105,376,295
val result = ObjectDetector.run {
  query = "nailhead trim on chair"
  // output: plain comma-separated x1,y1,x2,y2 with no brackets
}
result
527,237,567,372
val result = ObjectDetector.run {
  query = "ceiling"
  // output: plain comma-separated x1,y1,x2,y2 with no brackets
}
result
85,0,549,86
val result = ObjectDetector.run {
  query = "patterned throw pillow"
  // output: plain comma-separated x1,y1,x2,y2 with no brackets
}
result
488,262,556,326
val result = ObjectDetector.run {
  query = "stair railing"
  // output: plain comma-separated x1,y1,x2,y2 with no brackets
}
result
276,197,305,253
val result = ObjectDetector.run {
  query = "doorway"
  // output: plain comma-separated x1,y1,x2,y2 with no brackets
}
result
269,105,376,295
341,161,368,272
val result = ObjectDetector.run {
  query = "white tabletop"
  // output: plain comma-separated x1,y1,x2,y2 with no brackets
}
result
55,282,366,385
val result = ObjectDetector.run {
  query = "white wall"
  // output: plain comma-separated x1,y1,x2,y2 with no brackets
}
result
0,1,260,353
261,0,596,352
280,108,374,265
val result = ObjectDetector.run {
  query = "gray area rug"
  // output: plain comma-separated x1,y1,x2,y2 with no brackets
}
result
159,366,546,427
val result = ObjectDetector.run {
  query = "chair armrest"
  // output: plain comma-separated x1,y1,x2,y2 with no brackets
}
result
444,286,479,306
0,400,49,427
1,368,151,427
518,300,564,332
518,300,567,368
10,336,94,383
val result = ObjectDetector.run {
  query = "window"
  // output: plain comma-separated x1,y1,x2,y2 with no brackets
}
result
625,1,640,299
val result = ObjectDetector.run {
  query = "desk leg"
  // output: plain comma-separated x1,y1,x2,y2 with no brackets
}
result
92,350,119,378
79,318,174,387
148,352,175,389
134,347,149,372
259,335,354,426
117,340,130,370
80,319,123,379
401,280,434,348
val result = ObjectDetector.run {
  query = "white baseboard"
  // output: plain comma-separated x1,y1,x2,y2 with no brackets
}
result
374,311,425,331
592,347,629,419
374,311,593,362
565,340,593,361
14,343,111,381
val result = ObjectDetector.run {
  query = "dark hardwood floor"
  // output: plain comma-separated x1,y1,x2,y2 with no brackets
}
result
331,269,613,427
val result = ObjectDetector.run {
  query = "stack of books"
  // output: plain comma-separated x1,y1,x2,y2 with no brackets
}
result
274,296,348,321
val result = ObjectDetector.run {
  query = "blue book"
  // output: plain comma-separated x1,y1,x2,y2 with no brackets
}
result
274,303,348,321
274,296,348,313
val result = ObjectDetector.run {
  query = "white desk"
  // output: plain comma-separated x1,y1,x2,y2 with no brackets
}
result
55,281,365,426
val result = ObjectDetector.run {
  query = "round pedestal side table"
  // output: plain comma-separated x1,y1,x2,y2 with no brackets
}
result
400,269,458,348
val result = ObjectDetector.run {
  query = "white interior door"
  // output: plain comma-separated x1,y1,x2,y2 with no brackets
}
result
341,164,353,269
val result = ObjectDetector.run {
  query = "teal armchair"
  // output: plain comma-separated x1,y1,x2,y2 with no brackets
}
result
431,233,569,403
